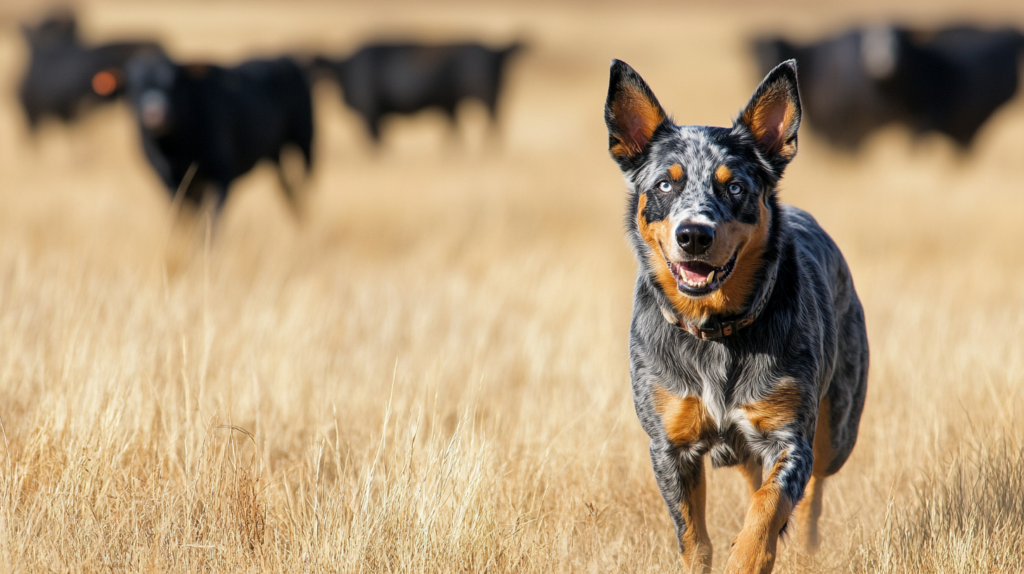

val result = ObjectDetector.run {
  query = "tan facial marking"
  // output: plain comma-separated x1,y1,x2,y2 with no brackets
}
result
668,163,684,181
709,198,771,315
652,385,714,446
742,381,803,435
715,164,732,183
638,189,771,323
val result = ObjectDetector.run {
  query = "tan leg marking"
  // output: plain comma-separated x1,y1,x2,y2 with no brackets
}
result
811,397,835,476
725,456,794,574
651,385,714,571
794,397,834,552
679,460,713,573
794,475,825,553
741,380,804,435
652,385,714,446
737,457,763,497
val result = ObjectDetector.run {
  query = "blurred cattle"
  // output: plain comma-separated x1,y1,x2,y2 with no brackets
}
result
124,51,314,214
315,41,523,141
18,11,161,129
755,25,1024,150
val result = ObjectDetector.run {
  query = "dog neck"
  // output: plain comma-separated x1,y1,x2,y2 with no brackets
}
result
657,201,783,340
660,256,779,340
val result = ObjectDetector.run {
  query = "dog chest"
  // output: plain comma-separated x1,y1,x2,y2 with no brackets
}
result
649,377,805,464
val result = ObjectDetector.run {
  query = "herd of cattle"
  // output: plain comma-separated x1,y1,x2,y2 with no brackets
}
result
17,11,523,212
15,11,1024,217
754,25,1024,150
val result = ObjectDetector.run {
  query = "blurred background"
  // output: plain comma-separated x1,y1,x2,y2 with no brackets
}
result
1,1,1023,572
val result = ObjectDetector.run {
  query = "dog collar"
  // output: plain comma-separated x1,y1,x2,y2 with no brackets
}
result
663,261,779,340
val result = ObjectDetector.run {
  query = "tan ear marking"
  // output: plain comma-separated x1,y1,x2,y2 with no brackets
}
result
609,85,666,158
742,88,798,159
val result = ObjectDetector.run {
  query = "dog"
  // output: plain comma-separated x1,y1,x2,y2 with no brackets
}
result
124,51,313,214
604,59,868,573
314,41,522,142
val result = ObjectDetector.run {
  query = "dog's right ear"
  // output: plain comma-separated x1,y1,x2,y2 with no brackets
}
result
605,59,669,170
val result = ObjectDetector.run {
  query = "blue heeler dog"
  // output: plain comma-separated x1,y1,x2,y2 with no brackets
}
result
604,59,869,573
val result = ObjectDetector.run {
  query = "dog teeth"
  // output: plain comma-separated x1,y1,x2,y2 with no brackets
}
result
672,262,728,290
681,276,709,288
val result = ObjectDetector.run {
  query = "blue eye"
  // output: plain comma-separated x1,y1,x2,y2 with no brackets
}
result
728,183,743,195
658,181,672,193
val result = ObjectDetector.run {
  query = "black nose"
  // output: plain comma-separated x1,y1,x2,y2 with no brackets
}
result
676,224,714,255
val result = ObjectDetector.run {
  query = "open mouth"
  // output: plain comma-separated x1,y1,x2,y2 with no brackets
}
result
668,252,737,296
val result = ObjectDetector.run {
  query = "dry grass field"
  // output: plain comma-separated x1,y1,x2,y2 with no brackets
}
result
1,1,1024,572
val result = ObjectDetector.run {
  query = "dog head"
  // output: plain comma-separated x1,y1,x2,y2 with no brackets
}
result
605,59,801,324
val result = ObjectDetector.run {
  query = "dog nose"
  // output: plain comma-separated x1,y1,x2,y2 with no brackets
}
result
676,224,714,255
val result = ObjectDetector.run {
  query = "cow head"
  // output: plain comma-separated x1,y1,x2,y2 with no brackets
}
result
125,50,177,134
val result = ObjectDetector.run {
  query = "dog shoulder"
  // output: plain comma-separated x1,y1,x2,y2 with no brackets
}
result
780,205,852,293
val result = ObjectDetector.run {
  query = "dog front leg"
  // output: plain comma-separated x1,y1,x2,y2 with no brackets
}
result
650,442,713,573
725,439,812,574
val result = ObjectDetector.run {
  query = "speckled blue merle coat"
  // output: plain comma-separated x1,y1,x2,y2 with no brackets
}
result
604,59,868,574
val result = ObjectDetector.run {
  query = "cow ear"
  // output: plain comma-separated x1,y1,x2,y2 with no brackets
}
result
734,59,801,171
605,59,669,169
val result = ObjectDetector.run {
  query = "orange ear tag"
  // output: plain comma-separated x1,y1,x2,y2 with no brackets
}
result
92,70,118,96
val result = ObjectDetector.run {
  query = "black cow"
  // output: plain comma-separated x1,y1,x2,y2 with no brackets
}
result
882,27,1024,147
124,51,314,213
18,11,160,128
315,41,523,141
755,25,1024,150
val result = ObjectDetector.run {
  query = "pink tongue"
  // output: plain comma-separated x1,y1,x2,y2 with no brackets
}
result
681,263,712,282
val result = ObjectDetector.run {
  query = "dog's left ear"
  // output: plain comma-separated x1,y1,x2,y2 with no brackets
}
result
734,59,801,173
605,59,669,171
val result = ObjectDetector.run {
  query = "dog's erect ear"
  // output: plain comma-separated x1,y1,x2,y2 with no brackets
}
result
605,59,669,169
734,59,801,172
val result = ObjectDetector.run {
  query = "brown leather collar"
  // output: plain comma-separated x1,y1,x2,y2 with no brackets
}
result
662,261,779,340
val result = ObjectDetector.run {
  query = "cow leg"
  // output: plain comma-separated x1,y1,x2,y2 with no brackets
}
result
275,152,303,220
365,116,383,144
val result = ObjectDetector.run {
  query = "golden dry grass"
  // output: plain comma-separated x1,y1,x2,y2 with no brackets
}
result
1,1,1024,572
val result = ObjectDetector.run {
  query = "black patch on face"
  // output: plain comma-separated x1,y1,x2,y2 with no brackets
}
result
633,126,780,233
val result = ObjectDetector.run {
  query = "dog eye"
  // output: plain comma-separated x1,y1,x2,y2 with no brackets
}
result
728,183,743,195
657,181,672,193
